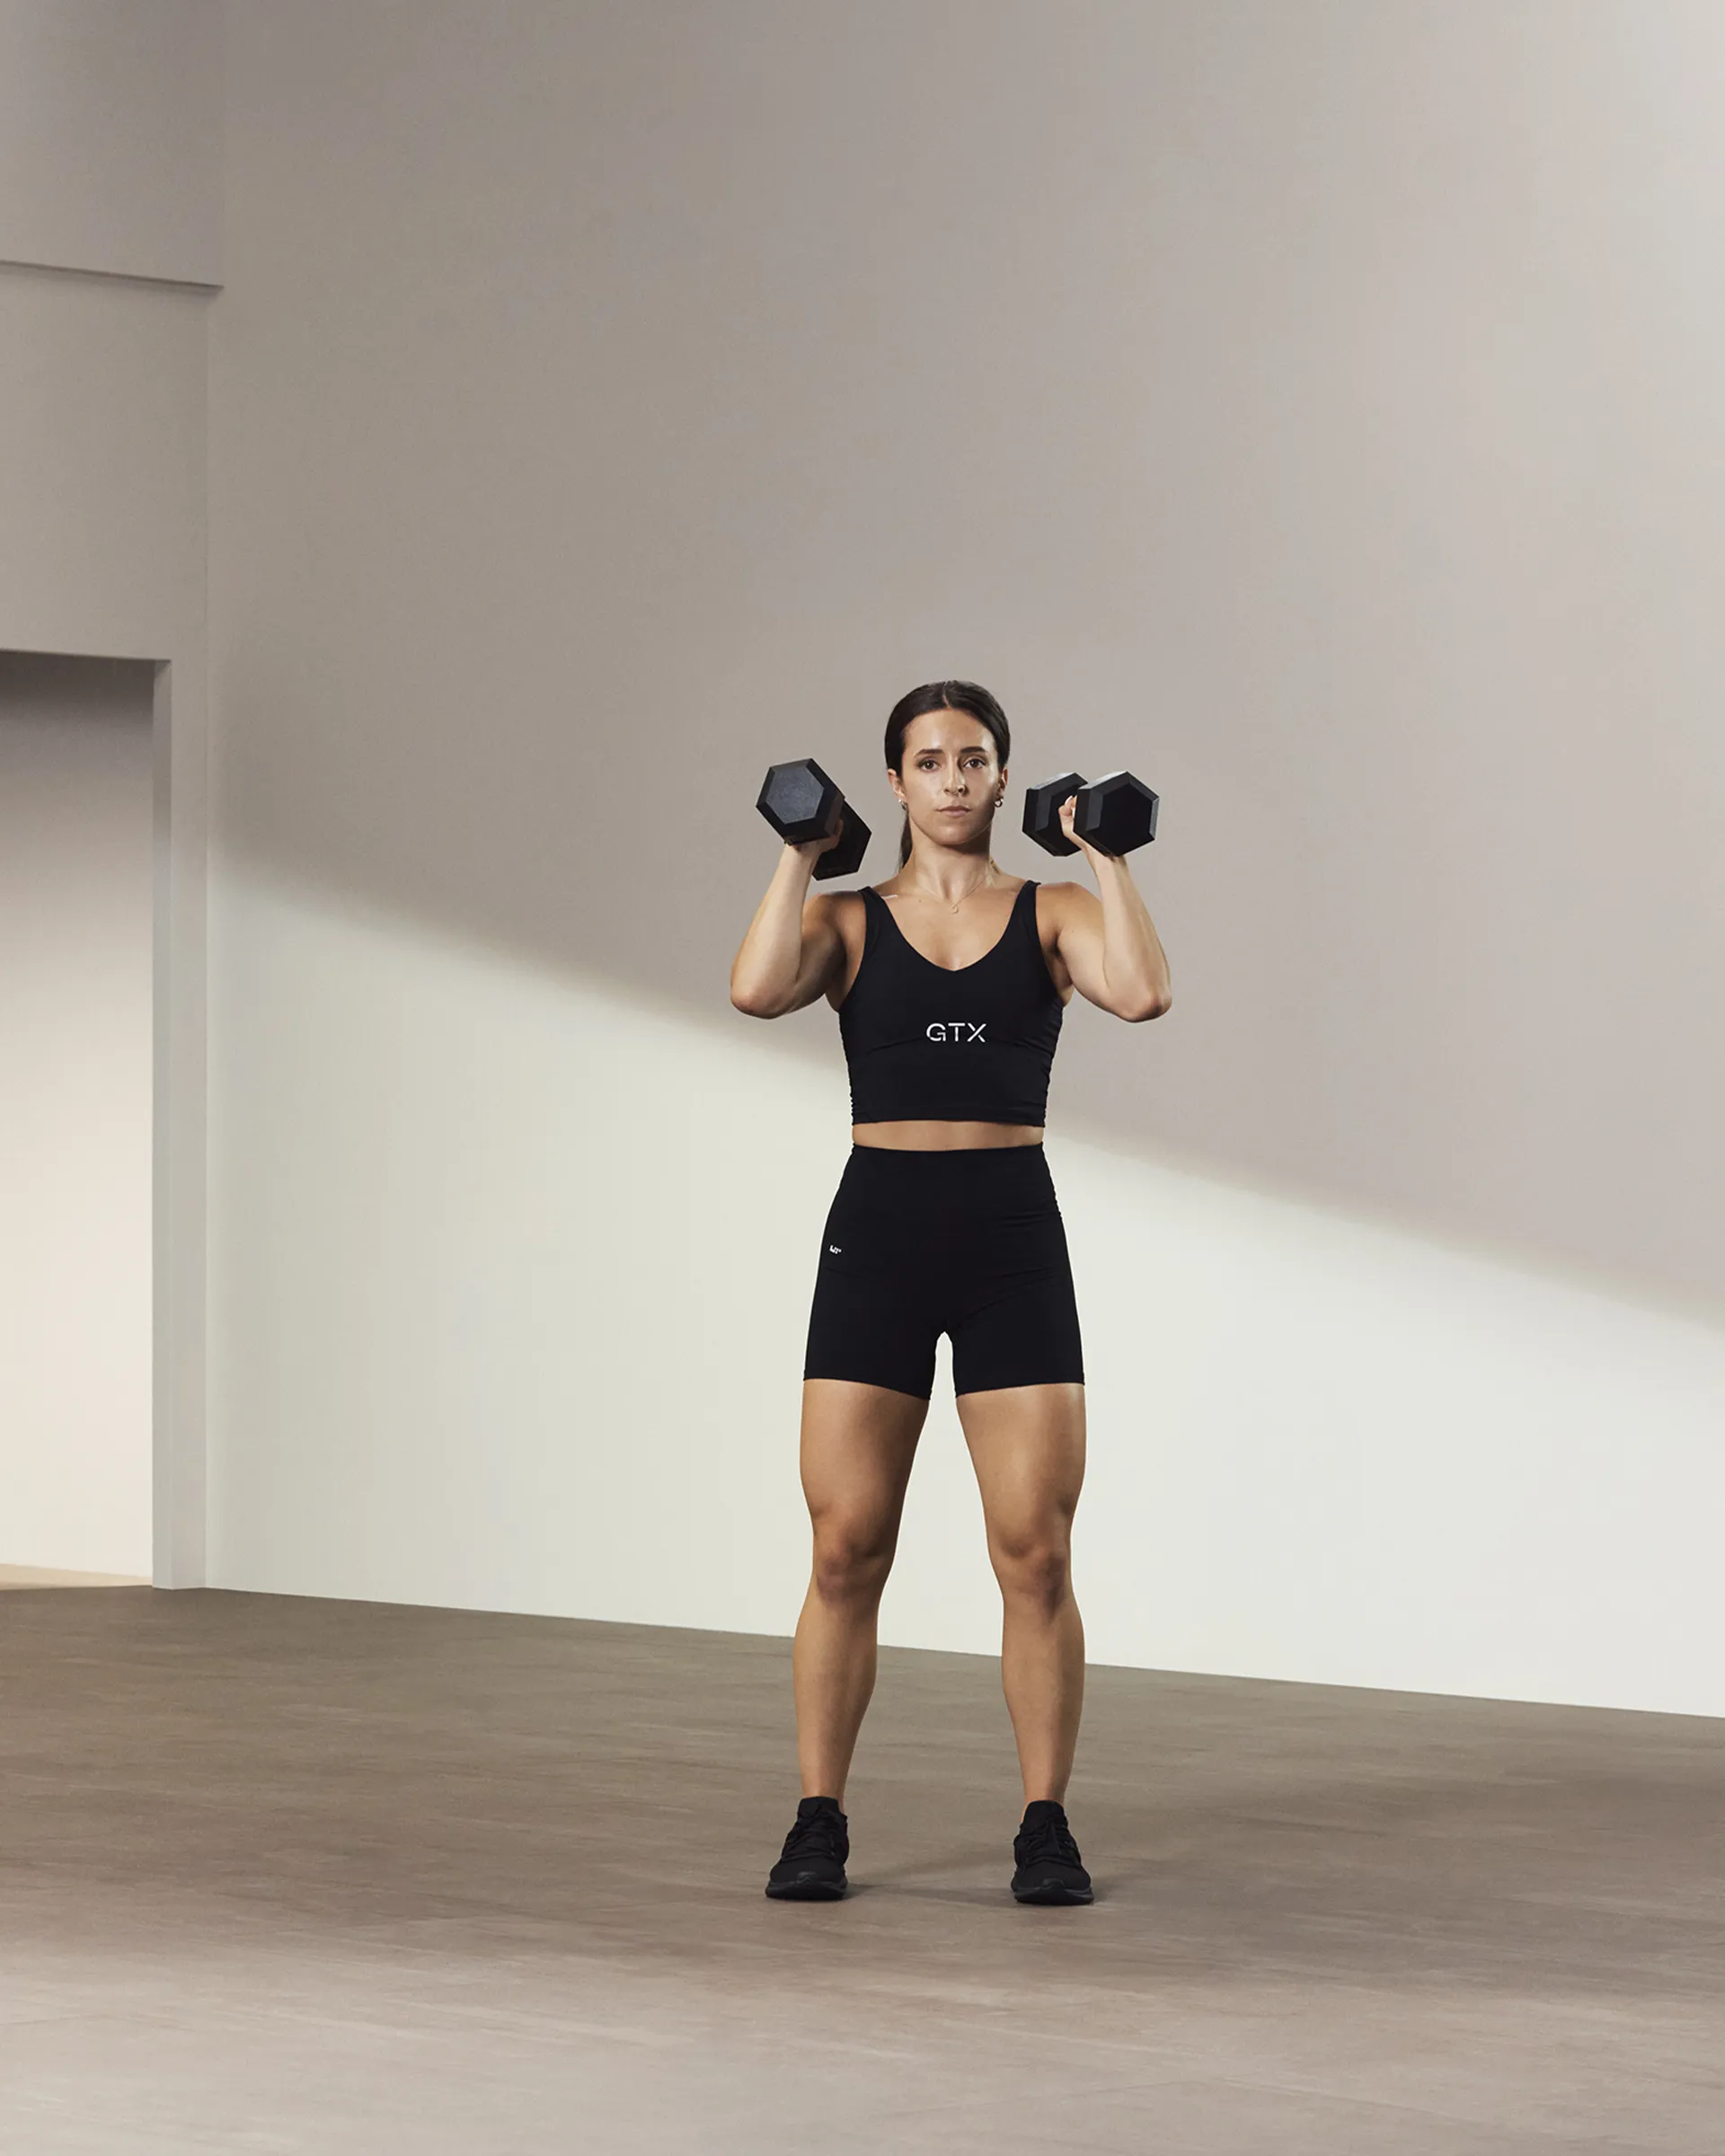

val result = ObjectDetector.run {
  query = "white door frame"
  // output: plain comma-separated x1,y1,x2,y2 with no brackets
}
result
150,654,207,1586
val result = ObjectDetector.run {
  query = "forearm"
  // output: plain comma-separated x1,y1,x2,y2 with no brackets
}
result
1091,854,1171,1017
731,845,817,1014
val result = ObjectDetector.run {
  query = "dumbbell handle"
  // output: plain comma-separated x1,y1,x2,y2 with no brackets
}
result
807,799,871,881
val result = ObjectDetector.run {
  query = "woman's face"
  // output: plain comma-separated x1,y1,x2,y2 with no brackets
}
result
890,709,1005,850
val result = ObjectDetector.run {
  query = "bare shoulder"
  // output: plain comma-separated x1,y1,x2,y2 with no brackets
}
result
1033,879,1100,932
811,885,870,929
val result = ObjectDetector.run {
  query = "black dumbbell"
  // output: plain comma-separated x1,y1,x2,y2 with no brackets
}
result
756,757,871,880
1022,770,1158,858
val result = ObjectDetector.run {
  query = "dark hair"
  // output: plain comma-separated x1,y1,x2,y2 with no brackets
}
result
883,680,1012,867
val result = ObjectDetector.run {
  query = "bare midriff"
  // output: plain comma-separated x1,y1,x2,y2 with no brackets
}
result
851,1120,1044,1151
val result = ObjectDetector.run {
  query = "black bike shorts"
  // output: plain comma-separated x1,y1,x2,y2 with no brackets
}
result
802,1142,1084,1401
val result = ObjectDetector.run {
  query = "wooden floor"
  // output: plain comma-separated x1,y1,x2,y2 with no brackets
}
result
1,1588,1721,2152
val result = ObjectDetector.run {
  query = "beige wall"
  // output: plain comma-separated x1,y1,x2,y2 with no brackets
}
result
203,2,1725,1711
211,0,1725,1320
5,0,1712,1708
0,656,155,1576
0,0,222,285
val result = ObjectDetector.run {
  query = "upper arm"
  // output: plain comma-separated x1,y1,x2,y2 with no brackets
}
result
774,888,848,1015
1046,882,1110,1011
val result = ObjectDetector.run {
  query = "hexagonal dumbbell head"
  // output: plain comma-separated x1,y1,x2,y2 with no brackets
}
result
756,756,871,880
757,757,843,844
1073,771,1158,856
1022,773,1088,857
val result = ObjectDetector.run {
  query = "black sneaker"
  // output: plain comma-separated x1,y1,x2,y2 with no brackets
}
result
1011,1798,1093,1904
765,1795,850,1899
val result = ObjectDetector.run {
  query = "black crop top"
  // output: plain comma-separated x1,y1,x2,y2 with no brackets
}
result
838,879,1065,1126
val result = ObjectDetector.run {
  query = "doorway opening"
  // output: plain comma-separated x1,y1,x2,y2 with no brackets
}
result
0,650,155,1587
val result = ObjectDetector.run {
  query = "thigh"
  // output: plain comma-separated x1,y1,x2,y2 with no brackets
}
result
955,1383,1086,1549
803,1179,941,1402
947,1207,1084,1399
800,1379,930,1538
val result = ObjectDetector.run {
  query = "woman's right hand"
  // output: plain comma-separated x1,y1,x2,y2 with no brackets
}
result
792,817,847,870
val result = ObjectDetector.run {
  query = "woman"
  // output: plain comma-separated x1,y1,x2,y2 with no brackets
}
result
730,680,1171,1905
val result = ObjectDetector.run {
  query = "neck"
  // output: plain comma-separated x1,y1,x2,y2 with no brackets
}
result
897,844,1001,907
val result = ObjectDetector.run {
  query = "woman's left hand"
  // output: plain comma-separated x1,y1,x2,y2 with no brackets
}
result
1057,791,1119,870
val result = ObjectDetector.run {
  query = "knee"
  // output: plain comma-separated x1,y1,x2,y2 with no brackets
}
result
993,1531,1072,1615
810,1518,894,1607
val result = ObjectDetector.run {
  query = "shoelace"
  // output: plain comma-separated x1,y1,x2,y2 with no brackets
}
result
1016,1815,1083,1869
781,1812,845,1863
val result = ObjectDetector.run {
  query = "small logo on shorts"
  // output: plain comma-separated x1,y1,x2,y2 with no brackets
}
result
828,1244,843,1253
